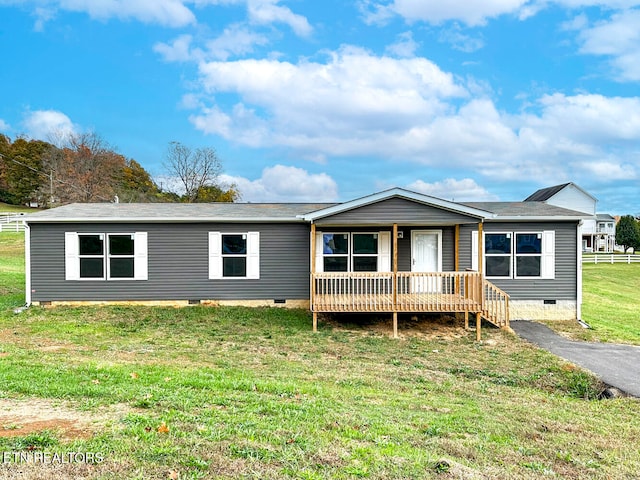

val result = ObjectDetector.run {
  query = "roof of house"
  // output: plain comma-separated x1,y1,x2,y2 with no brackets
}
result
24,202,336,223
24,188,589,224
464,201,589,220
523,182,597,203
596,213,616,221
523,183,572,202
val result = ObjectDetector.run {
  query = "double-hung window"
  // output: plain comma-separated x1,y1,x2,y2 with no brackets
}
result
316,232,390,272
514,233,542,277
65,232,148,280
473,230,554,279
209,232,260,279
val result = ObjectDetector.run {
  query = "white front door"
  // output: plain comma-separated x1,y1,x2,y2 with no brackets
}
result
411,230,442,293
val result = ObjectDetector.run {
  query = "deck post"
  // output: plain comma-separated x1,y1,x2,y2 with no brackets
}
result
393,223,398,338
454,224,460,296
393,311,398,339
464,311,469,330
311,223,317,332
476,312,481,341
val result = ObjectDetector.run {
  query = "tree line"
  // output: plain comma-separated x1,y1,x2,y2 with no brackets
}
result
0,133,239,207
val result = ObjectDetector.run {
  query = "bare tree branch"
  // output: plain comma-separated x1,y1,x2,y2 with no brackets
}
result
164,141,223,202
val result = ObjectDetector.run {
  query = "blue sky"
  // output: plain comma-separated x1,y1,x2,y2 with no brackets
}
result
0,0,638,213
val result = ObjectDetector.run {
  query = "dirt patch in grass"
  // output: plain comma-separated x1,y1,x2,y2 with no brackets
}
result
321,312,483,340
0,398,124,441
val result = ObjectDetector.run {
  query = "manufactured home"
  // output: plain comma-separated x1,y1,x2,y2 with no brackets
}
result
23,188,588,336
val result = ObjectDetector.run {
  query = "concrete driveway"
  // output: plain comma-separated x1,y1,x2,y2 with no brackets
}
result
511,320,640,398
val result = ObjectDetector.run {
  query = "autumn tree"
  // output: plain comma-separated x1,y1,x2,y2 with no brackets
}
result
615,215,640,253
45,132,126,203
0,135,54,205
118,158,162,202
163,141,237,203
194,184,241,203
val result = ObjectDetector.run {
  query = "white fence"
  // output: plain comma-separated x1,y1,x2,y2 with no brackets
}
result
0,213,26,232
582,254,640,264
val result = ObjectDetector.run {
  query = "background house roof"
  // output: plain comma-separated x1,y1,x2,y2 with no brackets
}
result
523,182,597,203
523,183,572,202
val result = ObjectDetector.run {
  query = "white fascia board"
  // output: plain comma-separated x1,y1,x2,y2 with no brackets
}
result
302,187,495,222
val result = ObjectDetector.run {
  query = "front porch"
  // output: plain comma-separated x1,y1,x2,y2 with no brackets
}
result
311,271,509,339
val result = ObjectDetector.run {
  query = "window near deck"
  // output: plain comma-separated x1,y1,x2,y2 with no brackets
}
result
322,233,349,272
485,233,511,278
515,233,542,277
473,230,554,279
352,233,378,272
209,232,260,279
65,232,147,281
317,232,389,273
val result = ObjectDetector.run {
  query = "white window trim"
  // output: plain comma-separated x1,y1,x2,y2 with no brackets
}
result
209,231,260,280
65,232,147,281
314,231,391,273
472,230,555,280
484,231,513,279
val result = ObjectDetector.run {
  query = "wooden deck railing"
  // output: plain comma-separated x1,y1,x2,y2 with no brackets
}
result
482,279,510,328
312,271,510,328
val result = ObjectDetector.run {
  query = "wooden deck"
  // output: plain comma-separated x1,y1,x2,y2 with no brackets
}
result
312,271,509,329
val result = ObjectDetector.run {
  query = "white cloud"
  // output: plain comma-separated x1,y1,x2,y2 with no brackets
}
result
184,44,640,189
190,46,468,149
577,9,640,81
6,0,197,28
406,178,499,201
247,0,312,37
385,31,419,58
154,34,201,62
205,23,269,60
0,119,9,132
438,24,485,52
221,165,339,202
22,109,79,143
362,0,640,26
363,0,530,26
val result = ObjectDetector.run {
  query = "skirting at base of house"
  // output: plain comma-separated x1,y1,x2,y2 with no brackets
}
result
31,299,311,309
510,300,577,321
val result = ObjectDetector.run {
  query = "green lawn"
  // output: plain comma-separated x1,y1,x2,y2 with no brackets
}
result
0,232,639,479
0,202,38,213
0,232,25,310
546,263,640,345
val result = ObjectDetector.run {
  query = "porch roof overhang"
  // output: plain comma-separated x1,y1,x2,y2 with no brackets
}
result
299,187,496,223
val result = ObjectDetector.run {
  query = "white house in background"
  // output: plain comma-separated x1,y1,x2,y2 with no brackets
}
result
524,182,616,253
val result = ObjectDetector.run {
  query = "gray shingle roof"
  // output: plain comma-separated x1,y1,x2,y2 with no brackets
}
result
25,195,589,224
24,202,337,223
463,201,588,219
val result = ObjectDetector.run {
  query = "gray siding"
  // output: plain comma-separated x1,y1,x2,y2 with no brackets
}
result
316,226,455,272
460,222,578,300
315,197,481,226
30,222,311,302
396,227,455,272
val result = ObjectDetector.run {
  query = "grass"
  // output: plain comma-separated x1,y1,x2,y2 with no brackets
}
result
0,232,639,478
0,202,38,213
0,232,25,310
545,263,640,345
